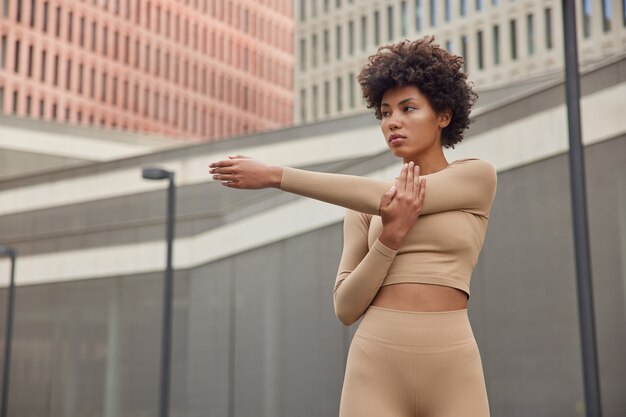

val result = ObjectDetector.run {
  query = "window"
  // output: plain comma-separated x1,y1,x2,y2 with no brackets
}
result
545,8,553,49
90,67,95,97
312,84,319,119
493,25,500,65
102,72,107,102
430,0,436,26
300,38,306,70
80,17,85,46
324,80,330,115
323,29,329,62
67,12,73,42
299,0,305,21
460,0,466,16
16,0,21,22
476,0,483,11
415,0,422,31
55,6,61,37
601,0,611,32
91,21,97,51
510,19,517,60
40,50,46,81
348,72,355,108
14,40,19,73
446,39,452,52
12,91,18,114
582,0,591,38
477,30,484,69
103,26,108,56
361,15,368,50
66,58,71,89
43,2,48,32
312,34,318,66
29,0,36,27
374,10,380,45
396,2,406,37
527,14,534,55
78,63,83,94
0,35,5,69
336,24,342,59
336,76,342,112
445,0,451,22
27,45,33,77
387,5,394,40
348,20,354,55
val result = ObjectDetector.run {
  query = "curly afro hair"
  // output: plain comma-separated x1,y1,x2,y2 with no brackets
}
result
357,36,477,148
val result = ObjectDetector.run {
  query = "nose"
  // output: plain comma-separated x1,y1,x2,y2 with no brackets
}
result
386,112,402,130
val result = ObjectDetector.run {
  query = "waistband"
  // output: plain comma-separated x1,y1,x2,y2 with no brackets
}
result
355,305,476,347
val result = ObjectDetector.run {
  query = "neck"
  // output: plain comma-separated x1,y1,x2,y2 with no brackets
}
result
404,152,449,175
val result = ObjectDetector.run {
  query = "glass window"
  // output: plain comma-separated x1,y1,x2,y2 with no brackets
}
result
415,0,422,31
324,80,330,115
493,24,500,65
477,30,483,70
601,0,611,32
336,24,342,59
545,8,553,49
582,0,591,37
348,72,355,108
312,84,318,119
387,5,394,40
299,0,305,21
401,1,407,36
445,0,451,22
300,38,306,70
430,0,436,26
461,35,467,72
312,34,318,66
336,77,342,112
374,10,380,44
476,0,483,11
460,0,466,16
348,20,354,55
510,19,517,60
324,29,329,62
361,15,368,50
300,88,306,121
1,35,7,69
527,14,534,55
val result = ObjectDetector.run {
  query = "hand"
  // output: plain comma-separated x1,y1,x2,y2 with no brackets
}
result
377,161,426,249
208,155,283,189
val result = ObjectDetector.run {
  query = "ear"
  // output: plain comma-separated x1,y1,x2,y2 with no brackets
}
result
438,110,452,128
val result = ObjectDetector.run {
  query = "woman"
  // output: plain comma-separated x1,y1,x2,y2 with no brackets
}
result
209,36,496,417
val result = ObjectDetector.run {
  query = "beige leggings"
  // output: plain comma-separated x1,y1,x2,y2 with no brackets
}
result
339,306,490,417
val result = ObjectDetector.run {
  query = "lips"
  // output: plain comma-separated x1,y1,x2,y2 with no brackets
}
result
389,134,406,144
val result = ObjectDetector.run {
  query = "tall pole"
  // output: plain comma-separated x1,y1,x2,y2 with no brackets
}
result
159,173,176,417
0,247,16,417
561,3,602,416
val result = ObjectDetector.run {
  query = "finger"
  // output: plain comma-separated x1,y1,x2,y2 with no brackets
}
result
228,154,251,159
406,161,414,194
397,163,408,191
412,165,420,195
418,178,426,203
212,174,237,181
209,160,235,168
209,167,236,174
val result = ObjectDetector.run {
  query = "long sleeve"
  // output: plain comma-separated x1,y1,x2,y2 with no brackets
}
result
333,209,398,326
280,158,497,218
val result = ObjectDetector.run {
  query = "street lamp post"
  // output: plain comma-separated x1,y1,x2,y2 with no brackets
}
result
561,2,602,417
0,246,16,417
142,168,176,417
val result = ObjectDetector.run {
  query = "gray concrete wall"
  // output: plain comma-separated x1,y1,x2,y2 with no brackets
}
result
1,135,625,417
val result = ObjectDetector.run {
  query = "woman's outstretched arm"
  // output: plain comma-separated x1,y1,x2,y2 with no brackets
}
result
209,155,496,217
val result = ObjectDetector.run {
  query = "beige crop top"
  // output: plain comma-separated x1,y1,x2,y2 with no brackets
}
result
279,158,497,325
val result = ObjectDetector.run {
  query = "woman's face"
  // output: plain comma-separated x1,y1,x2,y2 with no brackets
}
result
380,85,450,162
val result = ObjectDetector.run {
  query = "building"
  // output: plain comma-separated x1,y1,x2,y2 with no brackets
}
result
0,55,625,417
0,0,294,140
294,0,626,123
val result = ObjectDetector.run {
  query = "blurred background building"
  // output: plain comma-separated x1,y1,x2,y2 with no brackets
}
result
0,0,293,141
294,0,625,123
0,1,625,417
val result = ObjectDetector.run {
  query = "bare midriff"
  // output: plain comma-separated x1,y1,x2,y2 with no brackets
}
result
370,283,468,312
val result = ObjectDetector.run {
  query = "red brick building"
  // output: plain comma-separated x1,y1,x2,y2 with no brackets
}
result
0,0,294,140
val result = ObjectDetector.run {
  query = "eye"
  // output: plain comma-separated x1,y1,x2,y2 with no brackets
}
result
381,110,391,117
404,106,416,112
